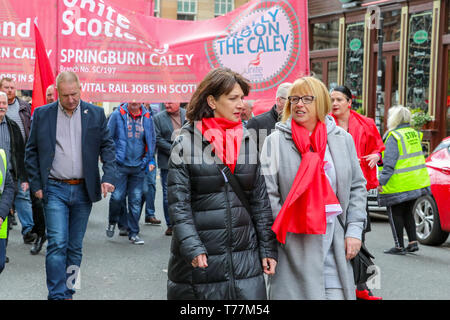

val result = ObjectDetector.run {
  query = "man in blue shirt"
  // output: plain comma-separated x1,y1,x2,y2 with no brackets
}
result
106,102,156,245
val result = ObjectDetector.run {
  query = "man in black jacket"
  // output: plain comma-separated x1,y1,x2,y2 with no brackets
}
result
0,92,19,273
153,102,186,236
0,168,16,274
0,77,39,245
246,82,292,153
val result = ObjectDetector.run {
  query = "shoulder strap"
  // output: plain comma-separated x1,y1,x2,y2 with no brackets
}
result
217,163,252,215
201,140,252,215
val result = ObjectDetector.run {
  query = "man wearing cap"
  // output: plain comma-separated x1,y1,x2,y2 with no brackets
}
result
246,82,292,153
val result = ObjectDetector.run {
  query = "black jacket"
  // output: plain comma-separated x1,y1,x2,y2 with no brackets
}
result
5,116,27,182
167,123,277,300
25,101,116,203
153,109,186,170
0,170,15,221
12,97,31,141
246,105,279,153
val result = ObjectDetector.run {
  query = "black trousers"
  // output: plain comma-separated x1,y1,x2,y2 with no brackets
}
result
387,199,417,248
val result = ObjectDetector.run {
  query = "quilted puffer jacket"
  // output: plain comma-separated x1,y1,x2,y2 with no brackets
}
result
167,123,278,300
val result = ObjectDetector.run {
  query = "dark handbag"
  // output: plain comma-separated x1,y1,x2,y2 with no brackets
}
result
337,215,375,285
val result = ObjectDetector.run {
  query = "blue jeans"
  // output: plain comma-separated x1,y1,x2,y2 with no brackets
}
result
160,168,170,227
108,165,144,238
142,168,157,218
0,238,6,274
117,199,129,231
44,180,93,300
15,180,34,235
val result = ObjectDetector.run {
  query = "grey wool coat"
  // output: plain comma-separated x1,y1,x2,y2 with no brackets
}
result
260,115,367,300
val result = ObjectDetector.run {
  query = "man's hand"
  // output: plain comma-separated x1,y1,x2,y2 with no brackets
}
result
101,182,115,198
345,237,362,260
149,164,156,172
0,217,3,229
35,190,43,199
21,182,29,192
377,185,384,193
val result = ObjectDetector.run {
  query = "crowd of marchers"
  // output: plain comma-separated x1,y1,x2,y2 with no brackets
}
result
0,68,430,301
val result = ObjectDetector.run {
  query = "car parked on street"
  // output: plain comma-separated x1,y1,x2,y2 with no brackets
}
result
368,137,450,246
414,137,450,245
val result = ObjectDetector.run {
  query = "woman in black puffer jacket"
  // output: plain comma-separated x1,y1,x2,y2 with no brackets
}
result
167,68,278,300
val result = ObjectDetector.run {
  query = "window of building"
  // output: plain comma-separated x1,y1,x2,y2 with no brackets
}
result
311,62,323,81
344,22,365,112
311,20,339,50
215,0,233,17
177,0,197,20
448,0,450,33
406,11,432,112
382,10,401,42
328,61,338,89
154,0,160,17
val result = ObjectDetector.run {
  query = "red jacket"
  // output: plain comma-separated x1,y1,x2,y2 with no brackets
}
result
332,111,385,190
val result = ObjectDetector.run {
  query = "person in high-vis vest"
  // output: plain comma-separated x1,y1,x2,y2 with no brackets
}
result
0,147,17,274
377,106,431,255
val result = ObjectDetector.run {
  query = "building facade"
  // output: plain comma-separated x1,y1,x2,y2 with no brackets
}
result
153,0,250,19
308,0,449,151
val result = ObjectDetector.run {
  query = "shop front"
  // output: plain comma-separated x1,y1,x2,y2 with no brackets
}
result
308,0,450,151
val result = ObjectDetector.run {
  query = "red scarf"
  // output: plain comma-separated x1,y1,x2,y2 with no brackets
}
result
332,110,385,190
196,117,243,174
271,120,341,244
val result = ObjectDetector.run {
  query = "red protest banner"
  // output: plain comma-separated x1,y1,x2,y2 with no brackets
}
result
1,0,309,103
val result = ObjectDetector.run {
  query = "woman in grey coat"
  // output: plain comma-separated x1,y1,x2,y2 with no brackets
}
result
260,77,367,300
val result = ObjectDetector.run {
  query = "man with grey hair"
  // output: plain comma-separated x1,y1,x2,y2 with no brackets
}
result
46,84,56,104
241,100,254,125
246,82,292,152
25,71,117,300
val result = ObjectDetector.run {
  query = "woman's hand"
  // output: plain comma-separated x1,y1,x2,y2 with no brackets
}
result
262,258,277,275
362,153,380,169
191,254,208,268
345,237,362,260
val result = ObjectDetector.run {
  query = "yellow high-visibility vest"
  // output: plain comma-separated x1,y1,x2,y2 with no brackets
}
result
379,127,430,194
0,148,8,239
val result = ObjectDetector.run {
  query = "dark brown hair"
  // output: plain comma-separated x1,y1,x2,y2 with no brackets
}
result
186,67,251,122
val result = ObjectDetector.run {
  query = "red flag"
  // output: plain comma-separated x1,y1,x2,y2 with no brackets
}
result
149,0,154,16
31,24,55,115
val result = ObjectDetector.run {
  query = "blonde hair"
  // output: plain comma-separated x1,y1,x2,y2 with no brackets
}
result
387,105,411,131
281,76,331,123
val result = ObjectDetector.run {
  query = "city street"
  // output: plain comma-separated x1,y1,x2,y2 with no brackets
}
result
1,177,449,300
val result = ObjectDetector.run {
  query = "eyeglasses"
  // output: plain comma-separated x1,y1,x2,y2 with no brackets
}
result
288,95,315,105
